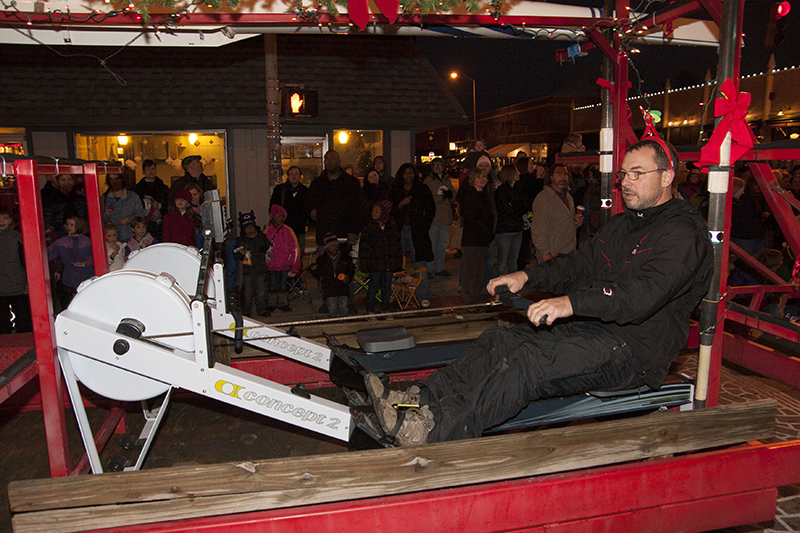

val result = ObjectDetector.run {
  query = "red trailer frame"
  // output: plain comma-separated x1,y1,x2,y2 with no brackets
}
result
5,1,800,531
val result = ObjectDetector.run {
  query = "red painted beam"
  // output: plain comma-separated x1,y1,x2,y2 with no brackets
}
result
696,0,723,27
84,163,107,277
15,160,71,478
81,440,800,532
725,309,800,343
70,406,126,476
722,330,800,389
0,11,617,28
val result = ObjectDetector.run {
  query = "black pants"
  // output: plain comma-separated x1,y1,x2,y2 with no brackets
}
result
419,321,644,442
0,294,32,334
461,245,488,305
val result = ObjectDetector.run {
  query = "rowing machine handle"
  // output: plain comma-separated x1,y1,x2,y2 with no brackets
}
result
494,285,547,326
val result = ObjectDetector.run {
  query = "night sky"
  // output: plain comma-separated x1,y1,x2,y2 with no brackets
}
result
417,1,800,114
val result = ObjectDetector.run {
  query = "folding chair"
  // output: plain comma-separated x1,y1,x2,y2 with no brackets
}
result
390,266,427,310
287,251,315,304
354,271,371,297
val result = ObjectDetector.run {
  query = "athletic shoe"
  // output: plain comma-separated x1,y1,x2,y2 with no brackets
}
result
373,398,434,447
365,374,421,407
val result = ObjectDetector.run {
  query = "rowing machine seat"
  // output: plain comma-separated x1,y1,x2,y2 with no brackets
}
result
357,326,416,353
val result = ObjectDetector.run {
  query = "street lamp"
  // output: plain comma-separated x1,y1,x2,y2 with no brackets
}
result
450,71,477,142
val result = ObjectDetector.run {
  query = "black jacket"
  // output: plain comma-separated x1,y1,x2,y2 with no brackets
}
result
457,185,495,247
135,177,170,214
270,181,310,237
359,219,403,273
314,250,355,298
389,181,435,263
524,198,713,388
494,182,527,234
307,171,364,245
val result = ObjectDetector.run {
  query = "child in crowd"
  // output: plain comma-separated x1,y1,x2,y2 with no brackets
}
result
104,222,126,272
47,215,93,310
162,188,200,247
312,233,354,318
233,211,271,318
185,183,203,215
126,216,157,258
359,201,402,315
264,204,301,313
0,207,32,333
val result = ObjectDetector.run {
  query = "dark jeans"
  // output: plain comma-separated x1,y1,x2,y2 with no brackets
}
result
0,294,32,334
420,322,643,442
242,272,266,315
461,245,488,305
517,230,532,271
366,271,392,313
269,270,289,292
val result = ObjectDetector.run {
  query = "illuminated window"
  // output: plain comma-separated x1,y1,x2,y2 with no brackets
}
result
332,130,383,177
76,131,228,201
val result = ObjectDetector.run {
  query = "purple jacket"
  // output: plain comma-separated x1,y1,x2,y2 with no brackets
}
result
47,235,94,289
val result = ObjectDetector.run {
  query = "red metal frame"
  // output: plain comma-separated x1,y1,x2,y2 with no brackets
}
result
8,2,800,530
80,440,800,532
12,158,122,477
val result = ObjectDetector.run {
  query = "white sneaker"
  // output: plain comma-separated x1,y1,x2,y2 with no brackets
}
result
421,299,431,308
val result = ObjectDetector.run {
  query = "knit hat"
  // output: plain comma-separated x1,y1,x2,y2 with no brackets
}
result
181,155,202,170
323,232,339,247
174,188,193,203
270,204,287,219
238,210,257,229
377,200,392,225
476,155,492,169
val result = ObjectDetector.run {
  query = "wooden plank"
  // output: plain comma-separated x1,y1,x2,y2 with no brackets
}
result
10,400,776,533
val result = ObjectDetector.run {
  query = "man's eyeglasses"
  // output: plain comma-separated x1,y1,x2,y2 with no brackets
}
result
615,168,667,182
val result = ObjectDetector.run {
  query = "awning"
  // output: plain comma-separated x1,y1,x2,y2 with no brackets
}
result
486,143,529,158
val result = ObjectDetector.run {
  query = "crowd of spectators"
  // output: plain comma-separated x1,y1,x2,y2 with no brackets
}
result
4,140,797,333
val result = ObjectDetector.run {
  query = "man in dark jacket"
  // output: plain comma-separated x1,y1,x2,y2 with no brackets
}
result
169,155,215,201
307,151,363,249
364,139,714,447
270,165,310,252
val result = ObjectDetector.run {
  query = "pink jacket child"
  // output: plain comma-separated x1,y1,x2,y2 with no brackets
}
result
264,204,301,274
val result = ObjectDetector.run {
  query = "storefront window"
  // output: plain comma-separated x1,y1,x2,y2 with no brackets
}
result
281,136,326,184
75,131,227,201
332,130,383,177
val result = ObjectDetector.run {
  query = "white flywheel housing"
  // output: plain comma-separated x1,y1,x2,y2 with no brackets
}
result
124,242,214,299
62,269,195,401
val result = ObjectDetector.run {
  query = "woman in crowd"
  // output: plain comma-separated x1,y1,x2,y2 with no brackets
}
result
457,168,494,307
389,163,435,307
362,169,390,224
101,172,144,242
493,164,527,277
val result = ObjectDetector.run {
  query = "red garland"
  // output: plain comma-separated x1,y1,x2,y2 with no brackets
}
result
698,78,753,169
347,0,399,29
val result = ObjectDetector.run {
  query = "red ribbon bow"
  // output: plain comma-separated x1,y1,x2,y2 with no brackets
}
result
347,0,399,29
698,78,753,169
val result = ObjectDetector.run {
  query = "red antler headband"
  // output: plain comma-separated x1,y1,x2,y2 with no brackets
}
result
639,106,674,172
